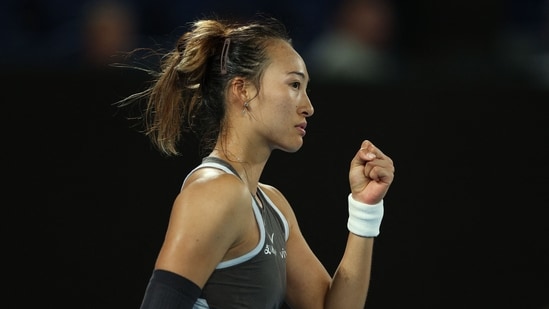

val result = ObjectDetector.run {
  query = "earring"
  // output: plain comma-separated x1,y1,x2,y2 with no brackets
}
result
242,101,249,114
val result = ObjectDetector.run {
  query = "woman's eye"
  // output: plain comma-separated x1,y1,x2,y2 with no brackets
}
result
291,82,300,89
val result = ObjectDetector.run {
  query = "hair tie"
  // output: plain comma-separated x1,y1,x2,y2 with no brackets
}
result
220,38,231,74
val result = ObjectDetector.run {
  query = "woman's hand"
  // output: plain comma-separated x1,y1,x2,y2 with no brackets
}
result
348,140,395,204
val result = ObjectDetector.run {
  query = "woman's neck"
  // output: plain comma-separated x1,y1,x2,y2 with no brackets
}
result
209,147,268,196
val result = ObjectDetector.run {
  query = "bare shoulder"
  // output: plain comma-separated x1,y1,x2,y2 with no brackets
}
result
165,166,253,254
177,167,250,216
258,183,298,224
155,167,254,283
258,182,286,204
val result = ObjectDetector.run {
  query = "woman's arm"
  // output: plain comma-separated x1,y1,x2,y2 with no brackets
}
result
269,140,394,309
141,169,255,308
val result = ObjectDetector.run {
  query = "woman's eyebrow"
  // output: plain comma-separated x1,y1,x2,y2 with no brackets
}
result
288,71,307,80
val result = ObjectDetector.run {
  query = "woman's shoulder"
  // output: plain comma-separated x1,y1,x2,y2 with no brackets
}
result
183,164,244,191
258,183,285,201
178,167,250,213
258,182,297,221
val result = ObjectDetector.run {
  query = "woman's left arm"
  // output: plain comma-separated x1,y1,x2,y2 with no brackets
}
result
270,139,395,309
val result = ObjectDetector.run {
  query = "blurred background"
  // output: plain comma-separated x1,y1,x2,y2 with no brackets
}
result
3,0,549,86
4,0,548,308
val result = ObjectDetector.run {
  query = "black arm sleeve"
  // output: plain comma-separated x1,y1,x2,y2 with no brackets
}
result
139,269,202,309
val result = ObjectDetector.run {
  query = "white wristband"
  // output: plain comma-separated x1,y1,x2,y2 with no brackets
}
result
347,193,384,237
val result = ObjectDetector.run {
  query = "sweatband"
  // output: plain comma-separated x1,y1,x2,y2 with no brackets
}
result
140,269,202,309
347,193,384,237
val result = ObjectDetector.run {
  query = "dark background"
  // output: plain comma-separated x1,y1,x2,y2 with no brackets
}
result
4,0,549,308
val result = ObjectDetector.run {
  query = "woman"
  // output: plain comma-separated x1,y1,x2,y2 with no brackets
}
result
120,15,395,309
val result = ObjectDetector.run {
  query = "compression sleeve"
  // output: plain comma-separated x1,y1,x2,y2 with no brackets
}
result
140,269,202,309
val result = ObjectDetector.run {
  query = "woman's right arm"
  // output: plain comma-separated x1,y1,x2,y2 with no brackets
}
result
140,170,251,308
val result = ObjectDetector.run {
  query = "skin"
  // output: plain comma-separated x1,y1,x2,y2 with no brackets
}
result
153,39,395,309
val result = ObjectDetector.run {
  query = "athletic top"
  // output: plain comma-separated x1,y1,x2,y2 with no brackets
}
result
183,157,290,309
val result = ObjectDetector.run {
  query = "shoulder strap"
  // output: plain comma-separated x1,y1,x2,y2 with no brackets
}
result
201,156,241,178
181,157,242,188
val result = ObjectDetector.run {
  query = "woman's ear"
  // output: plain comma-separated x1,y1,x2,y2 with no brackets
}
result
229,77,248,104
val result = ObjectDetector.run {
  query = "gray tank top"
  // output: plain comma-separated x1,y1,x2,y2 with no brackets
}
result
185,157,289,309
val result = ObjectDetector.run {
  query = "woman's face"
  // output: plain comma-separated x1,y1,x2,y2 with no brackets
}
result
250,40,314,153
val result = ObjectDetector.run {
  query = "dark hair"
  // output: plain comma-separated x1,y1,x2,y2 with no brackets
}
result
117,16,292,157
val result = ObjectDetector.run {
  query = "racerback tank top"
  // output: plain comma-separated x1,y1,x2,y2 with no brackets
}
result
184,157,289,309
